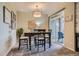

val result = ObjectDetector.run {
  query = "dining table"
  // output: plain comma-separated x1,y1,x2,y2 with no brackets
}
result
24,32,51,50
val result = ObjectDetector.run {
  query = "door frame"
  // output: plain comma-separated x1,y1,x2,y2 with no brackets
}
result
74,2,79,51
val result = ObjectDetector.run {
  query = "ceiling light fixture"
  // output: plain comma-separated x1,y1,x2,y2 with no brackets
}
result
33,5,42,17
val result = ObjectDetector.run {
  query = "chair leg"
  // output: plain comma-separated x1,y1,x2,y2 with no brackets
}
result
44,44,45,51
18,40,21,50
42,41,43,47
44,41,46,51
37,41,39,52
27,40,28,49
34,39,36,48
27,44,28,49
37,45,39,52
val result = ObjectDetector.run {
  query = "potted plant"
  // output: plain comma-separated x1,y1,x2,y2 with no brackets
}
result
16,28,24,40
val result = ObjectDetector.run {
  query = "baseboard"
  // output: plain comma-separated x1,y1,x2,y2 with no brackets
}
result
65,47,75,52
5,43,16,56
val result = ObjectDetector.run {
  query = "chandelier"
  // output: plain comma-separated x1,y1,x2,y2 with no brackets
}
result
33,5,42,17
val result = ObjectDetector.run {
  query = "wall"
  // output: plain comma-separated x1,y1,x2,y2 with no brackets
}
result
0,3,16,55
64,3,75,51
16,11,48,32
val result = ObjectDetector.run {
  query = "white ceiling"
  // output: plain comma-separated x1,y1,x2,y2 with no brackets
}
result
15,2,66,15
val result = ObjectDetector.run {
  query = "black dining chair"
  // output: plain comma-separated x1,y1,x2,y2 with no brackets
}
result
18,33,29,50
34,29,46,47
34,33,46,51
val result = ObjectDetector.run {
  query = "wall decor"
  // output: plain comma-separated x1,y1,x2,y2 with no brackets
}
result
3,6,11,26
28,20,36,30
11,11,16,29
65,15,73,22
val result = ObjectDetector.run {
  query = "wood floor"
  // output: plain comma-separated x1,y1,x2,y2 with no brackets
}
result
7,42,79,56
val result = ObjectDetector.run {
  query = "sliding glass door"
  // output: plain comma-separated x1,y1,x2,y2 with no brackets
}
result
49,18,59,42
49,11,64,44
49,16,64,43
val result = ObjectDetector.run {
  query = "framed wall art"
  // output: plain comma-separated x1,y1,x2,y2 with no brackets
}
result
3,6,11,26
11,11,16,29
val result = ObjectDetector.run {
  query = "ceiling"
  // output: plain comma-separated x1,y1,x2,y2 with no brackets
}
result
15,2,66,16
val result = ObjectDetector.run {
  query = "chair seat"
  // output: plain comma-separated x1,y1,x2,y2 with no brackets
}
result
20,36,28,39
45,34,49,37
21,43,28,45
19,36,28,50
45,35,49,37
35,37,44,39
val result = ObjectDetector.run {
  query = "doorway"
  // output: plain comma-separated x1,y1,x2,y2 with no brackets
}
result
49,11,64,44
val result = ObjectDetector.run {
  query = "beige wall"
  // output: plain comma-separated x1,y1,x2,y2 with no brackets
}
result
0,3,16,55
64,3,75,51
16,11,48,32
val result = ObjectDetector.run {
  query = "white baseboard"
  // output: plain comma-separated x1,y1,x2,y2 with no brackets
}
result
5,42,16,56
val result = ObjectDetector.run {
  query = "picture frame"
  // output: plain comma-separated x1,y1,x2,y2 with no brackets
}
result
11,11,16,29
65,15,73,22
3,6,11,26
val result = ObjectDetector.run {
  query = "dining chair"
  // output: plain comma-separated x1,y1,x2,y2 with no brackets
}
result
34,29,46,47
18,33,29,50
45,29,52,43
58,32,64,42
34,33,46,51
